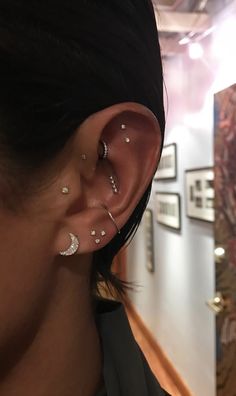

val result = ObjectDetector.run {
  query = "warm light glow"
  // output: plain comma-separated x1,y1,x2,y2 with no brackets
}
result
179,37,190,45
214,247,225,257
188,42,204,60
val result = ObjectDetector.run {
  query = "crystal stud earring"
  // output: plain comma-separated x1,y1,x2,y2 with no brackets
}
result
109,175,118,194
61,187,69,194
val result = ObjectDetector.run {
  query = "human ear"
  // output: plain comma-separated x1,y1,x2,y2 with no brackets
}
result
54,102,162,256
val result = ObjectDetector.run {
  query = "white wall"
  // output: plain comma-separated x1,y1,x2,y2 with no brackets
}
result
126,4,236,396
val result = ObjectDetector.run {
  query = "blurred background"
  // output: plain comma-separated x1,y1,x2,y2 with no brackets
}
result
113,1,236,395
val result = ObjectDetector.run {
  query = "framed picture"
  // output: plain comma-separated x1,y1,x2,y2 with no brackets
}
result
155,192,181,230
154,143,177,180
185,167,214,222
143,209,155,273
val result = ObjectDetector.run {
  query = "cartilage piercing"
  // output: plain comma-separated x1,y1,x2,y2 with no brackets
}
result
125,137,130,143
100,204,121,235
95,239,101,244
91,230,96,236
59,233,79,256
121,124,127,130
101,230,106,236
109,175,118,194
61,187,69,194
99,140,108,160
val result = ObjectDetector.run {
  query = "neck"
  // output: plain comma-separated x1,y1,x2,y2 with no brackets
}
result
0,259,103,396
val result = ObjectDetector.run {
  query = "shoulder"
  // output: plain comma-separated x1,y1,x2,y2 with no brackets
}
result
94,298,170,396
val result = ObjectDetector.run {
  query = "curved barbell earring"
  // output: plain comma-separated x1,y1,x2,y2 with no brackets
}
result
59,233,80,256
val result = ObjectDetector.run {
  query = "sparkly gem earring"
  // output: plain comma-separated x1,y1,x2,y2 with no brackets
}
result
59,233,79,256
61,187,69,194
120,123,130,143
99,140,108,160
109,175,118,194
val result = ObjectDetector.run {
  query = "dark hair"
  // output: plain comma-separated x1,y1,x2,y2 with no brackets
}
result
0,0,165,299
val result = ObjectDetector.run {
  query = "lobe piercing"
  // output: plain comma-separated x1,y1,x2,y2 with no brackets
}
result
61,187,69,194
95,239,101,244
91,230,96,236
101,230,106,236
59,233,79,256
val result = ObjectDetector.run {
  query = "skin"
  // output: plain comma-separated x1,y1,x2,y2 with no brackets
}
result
0,102,162,396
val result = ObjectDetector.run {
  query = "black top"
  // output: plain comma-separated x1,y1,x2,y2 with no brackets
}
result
94,298,170,396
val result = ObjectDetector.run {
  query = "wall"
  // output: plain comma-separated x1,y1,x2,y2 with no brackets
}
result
126,3,236,396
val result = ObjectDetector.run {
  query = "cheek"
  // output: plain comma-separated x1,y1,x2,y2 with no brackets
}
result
0,213,55,364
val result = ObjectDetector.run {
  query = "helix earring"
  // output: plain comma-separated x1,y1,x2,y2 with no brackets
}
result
98,140,108,160
59,233,79,256
120,124,130,143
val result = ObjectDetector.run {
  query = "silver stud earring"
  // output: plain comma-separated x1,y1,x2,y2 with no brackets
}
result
59,233,79,256
101,230,106,237
81,154,87,160
125,137,130,143
121,124,126,130
91,230,96,236
95,238,101,244
61,186,69,194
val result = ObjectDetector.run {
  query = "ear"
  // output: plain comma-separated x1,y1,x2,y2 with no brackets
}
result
54,102,162,256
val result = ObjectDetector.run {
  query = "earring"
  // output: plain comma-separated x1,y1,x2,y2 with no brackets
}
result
61,186,69,194
81,154,87,160
100,204,121,234
109,175,118,194
59,233,79,256
99,140,108,160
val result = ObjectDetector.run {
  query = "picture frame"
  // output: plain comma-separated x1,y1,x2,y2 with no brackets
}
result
185,167,214,223
155,192,181,231
154,143,177,180
143,209,155,273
